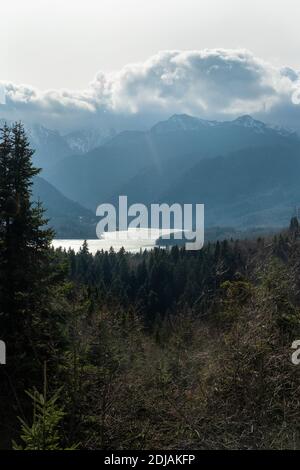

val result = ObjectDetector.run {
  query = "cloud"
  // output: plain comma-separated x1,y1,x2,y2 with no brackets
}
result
1,48,300,131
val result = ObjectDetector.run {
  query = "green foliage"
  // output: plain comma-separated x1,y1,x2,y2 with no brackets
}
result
0,122,54,346
13,388,68,450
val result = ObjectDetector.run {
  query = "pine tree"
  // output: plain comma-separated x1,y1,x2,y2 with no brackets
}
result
13,364,77,450
289,216,299,237
0,122,54,360
0,123,13,308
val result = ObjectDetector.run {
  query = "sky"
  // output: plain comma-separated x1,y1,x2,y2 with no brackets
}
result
1,0,300,131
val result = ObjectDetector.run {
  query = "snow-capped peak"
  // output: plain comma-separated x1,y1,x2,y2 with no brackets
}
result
151,113,297,138
151,114,218,133
27,123,61,144
64,128,117,154
228,115,296,137
231,115,266,131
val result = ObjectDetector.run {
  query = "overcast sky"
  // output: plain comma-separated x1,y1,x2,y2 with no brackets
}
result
2,0,300,89
1,0,300,131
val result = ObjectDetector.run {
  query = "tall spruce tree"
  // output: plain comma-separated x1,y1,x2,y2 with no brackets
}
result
0,122,54,357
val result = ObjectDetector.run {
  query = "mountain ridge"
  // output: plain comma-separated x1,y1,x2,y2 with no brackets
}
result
45,113,299,212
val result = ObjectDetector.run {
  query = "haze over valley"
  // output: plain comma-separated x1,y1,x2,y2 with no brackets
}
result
22,113,300,238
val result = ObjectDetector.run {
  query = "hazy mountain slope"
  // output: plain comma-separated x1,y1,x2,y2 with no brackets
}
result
110,151,201,207
45,145,149,211
32,176,97,238
29,125,74,169
162,145,300,227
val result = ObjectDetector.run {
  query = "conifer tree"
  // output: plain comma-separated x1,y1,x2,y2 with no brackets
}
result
0,122,54,359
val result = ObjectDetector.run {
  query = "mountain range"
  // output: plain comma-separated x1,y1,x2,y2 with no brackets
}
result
3,114,300,237
0,119,115,169
45,114,300,228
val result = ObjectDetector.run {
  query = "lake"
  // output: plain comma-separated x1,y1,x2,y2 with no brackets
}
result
52,228,178,254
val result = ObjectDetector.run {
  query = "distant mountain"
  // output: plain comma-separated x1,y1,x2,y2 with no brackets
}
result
30,124,118,169
0,118,116,170
109,115,300,208
29,124,73,169
64,128,116,154
151,114,296,137
112,143,300,229
46,145,148,211
150,113,297,143
162,145,300,228
32,176,97,238
46,114,298,212
4,114,299,233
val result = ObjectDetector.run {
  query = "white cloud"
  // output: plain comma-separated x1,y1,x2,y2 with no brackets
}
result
1,48,300,131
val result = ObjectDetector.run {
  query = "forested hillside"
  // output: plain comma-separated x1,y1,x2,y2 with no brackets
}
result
0,124,300,450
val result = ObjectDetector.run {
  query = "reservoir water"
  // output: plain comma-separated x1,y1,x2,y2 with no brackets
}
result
52,228,176,254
